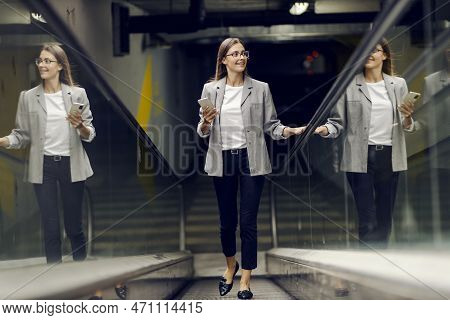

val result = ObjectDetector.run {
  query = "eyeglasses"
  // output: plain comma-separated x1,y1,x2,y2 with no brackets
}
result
35,58,58,66
370,48,384,54
225,50,250,59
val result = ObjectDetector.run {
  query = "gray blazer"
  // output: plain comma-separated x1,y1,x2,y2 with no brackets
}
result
324,73,414,173
197,76,287,176
6,83,95,183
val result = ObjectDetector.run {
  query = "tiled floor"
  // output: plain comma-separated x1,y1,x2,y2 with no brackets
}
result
175,278,294,300
176,252,294,300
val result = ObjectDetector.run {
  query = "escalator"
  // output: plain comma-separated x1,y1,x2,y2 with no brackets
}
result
0,0,448,301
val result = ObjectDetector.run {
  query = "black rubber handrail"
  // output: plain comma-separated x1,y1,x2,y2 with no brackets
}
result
286,0,417,164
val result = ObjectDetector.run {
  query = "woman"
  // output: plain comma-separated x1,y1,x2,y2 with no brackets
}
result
197,38,303,299
315,38,416,246
0,43,95,264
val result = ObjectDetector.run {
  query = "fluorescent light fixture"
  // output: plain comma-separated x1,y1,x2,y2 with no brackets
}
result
289,2,309,15
315,0,380,14
31,12,47,23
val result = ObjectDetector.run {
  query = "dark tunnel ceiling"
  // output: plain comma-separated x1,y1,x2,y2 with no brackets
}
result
126,0,292,14
124,0,380,39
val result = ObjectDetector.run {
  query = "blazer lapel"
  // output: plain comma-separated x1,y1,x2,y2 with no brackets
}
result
356,73,371,102
35,84,47,113
383,73,397,108
240,76,253,109
215,77,226,113
61,83,73,114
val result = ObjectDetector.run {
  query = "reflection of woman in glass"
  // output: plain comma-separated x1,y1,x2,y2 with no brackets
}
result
0,43,95,263
197,38,303,299
315,39,416,246
423,47,449,104
417,47,450,233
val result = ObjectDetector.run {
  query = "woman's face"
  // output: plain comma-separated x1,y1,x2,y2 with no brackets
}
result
364,44,386,71
36,50,62,81
222,43,248,74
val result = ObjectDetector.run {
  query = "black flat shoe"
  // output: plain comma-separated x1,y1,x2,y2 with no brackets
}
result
88,296,103,300
237,289,253,300
219,262,240,296
115,284,128,300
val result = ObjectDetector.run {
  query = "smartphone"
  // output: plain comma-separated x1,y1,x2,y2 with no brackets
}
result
197,98,216,113
402,91,421,105
69,102,86,115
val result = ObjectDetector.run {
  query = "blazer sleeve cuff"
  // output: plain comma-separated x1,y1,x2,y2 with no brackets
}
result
5,135,18,149
79,127,96,142
324,123,337,138
402,117,416,132
197,121,211,138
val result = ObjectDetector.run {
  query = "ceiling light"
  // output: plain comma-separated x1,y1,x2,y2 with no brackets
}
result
31,12,47,23
315,0,380,14
289,2,309,15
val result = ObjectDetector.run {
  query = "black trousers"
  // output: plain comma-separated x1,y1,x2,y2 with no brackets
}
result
346,145,399,246
34,156,87,263
213,148,265,270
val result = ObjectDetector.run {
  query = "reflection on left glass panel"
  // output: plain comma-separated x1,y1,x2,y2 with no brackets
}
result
0,1,63,263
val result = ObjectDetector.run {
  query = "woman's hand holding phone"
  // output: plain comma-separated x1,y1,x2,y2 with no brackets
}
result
398,92,420,118
202,107,218,124
200,107,217,134
67,103,86,128
398,100,415,118
67,111,84,129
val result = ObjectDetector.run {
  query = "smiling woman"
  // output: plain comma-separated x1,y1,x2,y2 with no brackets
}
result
315,38,417,246
0,43,96,264
196,37,305,300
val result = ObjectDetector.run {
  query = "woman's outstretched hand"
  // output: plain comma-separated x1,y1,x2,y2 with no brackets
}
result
282,126,307,138
0,137,10,148
314,125,329,137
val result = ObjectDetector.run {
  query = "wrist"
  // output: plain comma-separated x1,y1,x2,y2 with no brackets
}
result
201,121,211,134
403,116,412,124
0,137,8,148
283,127,290,137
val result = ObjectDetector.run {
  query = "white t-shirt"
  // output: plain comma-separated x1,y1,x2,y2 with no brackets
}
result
43,91,71,156
220,85,247,150
367,80,394,146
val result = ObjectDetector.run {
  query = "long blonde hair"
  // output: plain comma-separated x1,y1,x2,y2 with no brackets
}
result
379,38,394,76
